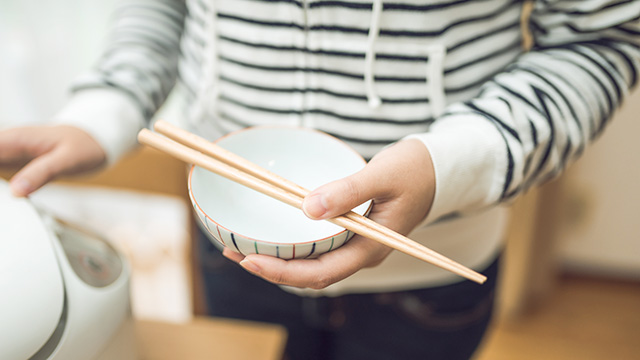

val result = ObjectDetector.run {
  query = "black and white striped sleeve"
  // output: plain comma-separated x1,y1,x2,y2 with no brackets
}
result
408,0,640,223
52,0,187,163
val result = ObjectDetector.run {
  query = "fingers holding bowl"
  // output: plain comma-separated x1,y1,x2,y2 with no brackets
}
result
232,235,390,289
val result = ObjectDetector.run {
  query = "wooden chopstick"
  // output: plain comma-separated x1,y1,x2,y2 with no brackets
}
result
140,124,487,284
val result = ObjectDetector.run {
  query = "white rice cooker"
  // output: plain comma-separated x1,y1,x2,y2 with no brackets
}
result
0,179,136,360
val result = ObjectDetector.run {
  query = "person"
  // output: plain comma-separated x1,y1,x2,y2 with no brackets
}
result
1,1,638,359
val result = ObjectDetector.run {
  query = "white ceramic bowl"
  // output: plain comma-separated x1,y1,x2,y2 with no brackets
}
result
189,126,371,259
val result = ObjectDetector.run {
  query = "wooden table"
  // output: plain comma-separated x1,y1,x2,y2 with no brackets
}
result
136,317,287,360
99,316,287,360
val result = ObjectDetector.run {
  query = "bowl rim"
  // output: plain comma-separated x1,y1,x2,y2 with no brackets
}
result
188,125,372,246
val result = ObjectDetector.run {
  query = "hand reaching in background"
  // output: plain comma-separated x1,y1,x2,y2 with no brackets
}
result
223,138,436,289
0,125,106,197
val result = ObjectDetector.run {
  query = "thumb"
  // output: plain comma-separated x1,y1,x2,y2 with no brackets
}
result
302,166,385,220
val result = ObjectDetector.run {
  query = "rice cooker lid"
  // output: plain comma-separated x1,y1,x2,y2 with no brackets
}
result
0,180,64,360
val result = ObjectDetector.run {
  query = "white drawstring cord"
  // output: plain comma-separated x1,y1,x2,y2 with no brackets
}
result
364,0,383,108
190,0,220,123
205,0,220,115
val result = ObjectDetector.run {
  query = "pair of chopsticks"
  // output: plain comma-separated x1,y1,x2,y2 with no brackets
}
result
138,121,487,284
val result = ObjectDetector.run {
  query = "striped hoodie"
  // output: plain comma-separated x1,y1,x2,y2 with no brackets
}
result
54,0,640,293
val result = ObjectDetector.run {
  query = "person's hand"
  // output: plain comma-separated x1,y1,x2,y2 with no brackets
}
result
0,125,107,197
222,138,436,289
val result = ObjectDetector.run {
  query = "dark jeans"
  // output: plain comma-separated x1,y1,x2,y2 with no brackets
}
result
198,231,499,360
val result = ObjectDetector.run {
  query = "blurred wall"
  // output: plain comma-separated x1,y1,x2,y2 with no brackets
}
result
557,89,640,279
0,0,118,127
